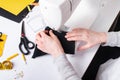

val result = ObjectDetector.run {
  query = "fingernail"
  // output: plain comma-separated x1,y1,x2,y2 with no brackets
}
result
67,38,70,41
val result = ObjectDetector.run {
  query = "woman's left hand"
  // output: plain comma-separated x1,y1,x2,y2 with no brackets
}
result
35,30,64,58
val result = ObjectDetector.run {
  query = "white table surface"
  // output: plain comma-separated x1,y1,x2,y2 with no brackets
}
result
0,0,120,80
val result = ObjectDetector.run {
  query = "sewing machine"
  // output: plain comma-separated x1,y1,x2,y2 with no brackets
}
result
39,0,81,30
28,0,99,33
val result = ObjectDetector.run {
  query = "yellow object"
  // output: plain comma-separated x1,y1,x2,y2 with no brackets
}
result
0,53,19,70
2,61,13,70
0,62,4,70
0,34,7,57
27,6,31,12
22,54,27,64
6,53,19,61
0,0,35,15
0,61,13,70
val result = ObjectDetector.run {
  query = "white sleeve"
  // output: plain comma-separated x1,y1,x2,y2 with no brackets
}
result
54,54,81,80
102,31,120,47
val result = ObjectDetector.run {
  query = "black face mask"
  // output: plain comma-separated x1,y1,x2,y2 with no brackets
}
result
32,27,75,58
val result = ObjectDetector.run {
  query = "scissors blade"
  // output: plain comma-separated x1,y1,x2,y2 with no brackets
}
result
21,21,25,37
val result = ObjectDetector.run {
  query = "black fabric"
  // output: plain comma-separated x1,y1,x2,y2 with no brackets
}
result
82,46,120,80
32,27,75,58
0,0,39,23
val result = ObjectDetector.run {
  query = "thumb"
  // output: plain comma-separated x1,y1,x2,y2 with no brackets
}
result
77,44,90,51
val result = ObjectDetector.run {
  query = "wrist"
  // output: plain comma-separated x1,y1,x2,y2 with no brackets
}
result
99,32,107,44
52,52,64,58
53,46,64,58
52,50,64,58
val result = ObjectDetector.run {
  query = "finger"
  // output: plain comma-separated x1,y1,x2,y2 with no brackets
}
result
44,30,49,35
35,32,42,41
72,28,81,31
67,36,78,41
49,30,58,39
77,44,90,51
65,29,82,38
36,32,48,43
65,32,81,38
39,31,50,41
72,28,85,31
66,35,86,41
39,31,47,37
44,30,49,34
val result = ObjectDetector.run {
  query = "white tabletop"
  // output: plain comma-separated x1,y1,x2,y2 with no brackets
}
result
0,0,120,80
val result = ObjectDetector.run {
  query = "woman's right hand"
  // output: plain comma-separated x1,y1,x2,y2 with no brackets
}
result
65,28,107,51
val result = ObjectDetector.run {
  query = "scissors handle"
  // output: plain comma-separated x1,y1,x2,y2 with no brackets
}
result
24,36,35,49
0,32,3,41
19,37,30,55
19,37,35,55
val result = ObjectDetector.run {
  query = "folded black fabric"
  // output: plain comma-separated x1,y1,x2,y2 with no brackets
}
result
32,27,75,58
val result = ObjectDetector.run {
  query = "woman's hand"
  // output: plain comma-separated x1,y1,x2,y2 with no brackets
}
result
65,28,107,51
35,30,64,58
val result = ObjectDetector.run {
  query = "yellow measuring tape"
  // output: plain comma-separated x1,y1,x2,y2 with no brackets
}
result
0,53,19,70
